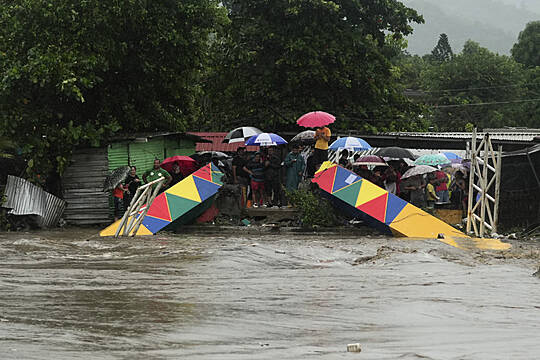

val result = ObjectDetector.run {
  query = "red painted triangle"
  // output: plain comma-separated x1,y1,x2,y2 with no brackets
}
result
193,164,212,182
313,166,337,193
146,193,172,222
357,193,388,223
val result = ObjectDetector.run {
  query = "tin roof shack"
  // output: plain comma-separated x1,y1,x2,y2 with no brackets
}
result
498,144,540,229
63,132,208,225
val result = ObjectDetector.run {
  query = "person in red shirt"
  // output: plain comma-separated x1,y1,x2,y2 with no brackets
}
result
435,169,449,203
112,183,126,221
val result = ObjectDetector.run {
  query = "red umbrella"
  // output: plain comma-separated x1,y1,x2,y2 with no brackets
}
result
160,156,197,176
296,111,335,128
353,155,387,166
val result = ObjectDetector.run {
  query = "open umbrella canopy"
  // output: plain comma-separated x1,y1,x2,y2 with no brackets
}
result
222,126,262,144
375,146,415,160
414,154,451,166
352,155,387,166
245,133,288,146
160,156,197,176
329,137,371,151
296,111,335,128
291,130,315,144
442,151,463,163
401,165,438,179
103,165,130,192
196,151,231,159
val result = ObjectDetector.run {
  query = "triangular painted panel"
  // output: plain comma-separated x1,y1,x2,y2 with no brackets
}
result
384,194,409,225
313,165,337,193
358,193,388,223
141,215,171,234
145,193,172,222
355,180,387,207
315,161,337,174
332,167,360,193
333,180,363,207
166,176,201,203
194,165,213,182
165,193,200,219
212,170,224,185
193,176,222,201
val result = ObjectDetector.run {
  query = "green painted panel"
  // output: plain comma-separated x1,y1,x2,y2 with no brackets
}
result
108,142,129,171
165,193,199,219
128,139,164,174
164,138,196,157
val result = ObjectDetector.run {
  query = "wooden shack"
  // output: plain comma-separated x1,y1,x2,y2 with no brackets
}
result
63,132,207,225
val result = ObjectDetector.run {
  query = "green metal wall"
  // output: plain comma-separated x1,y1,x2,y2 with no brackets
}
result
164,138,196,157
128,139,164,173
108,142,129,171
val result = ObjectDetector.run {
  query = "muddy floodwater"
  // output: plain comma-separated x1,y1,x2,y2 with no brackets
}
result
0,229,539,359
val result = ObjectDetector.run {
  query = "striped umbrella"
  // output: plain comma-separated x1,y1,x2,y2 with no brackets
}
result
329,137,371,151
414,154,451,166
352,155,387,166
245,133,288,146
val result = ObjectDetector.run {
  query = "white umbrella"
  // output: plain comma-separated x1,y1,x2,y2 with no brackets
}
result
222,126,262,144
401,165,438,179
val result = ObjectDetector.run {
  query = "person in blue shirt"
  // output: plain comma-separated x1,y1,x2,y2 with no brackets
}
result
243,152,266,207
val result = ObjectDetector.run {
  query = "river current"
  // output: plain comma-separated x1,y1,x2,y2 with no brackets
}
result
0,229,538,359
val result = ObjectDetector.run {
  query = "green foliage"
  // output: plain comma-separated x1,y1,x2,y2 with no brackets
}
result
205,0,426,133
430,33,453,62
511,21,540,68
0,137,14,159
287,188,336,228
422,41,531,130
0,0,227,178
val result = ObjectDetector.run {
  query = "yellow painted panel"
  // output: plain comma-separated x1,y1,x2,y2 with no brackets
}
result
390,203,468,239
166,176,201,203
315,161,336,174
355,180,387,207
99,217,154,237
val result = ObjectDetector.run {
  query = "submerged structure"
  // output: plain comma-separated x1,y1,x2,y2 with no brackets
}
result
100,163,223,236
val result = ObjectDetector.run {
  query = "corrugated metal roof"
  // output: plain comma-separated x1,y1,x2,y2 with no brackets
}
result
188,132,259,152
2,175,66,227
381,130,539,142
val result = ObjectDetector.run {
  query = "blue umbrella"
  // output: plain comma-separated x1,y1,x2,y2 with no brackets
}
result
329,137,371,151
442,152,463,163
245,133,288,146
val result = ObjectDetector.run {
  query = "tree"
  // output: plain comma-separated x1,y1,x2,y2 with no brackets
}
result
204,0,426,133
0,0,227,179
423,40,528,130
511,21,540,68
431,33,453,62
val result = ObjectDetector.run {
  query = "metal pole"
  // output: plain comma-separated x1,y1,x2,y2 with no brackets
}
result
493,145,502,234
479,135,489,237
466,128,477,234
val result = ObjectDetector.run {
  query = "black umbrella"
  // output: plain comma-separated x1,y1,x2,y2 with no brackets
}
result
375,147,416,160
291,130,315,144
222,126,262,144
103,165,130,192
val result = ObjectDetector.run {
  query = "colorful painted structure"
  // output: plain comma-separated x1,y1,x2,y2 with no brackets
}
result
312,162,510,250
100,163,223,236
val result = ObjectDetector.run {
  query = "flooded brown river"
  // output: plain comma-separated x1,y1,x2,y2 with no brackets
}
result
0,229,539,359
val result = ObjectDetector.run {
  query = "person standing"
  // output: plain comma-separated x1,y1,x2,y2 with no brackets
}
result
264,146,283,207
243,152,266,207
435,169,450,203
142,159,172,191
313,125,331,170
169,163,184,187
112,183,126,221
232,147,250,207
403,174,426,208
124,166,141,209
284,145,306,191
426,176,440,208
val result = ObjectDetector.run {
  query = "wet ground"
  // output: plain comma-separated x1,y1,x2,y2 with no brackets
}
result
0,228,539,359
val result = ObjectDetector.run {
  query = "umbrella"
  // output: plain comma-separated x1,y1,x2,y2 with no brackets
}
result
291,130,315,144
103,165,130,192
442,151,463,164
353,155,387,166
296,111,335,128
245,133,288,146
222,126,262,144
375,147,416,160
414,154,451,166
160,156,197,176
401,165,438,179
196,151,231,159
329,137,371,151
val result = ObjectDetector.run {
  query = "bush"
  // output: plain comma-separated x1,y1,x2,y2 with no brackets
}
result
287,188,337,228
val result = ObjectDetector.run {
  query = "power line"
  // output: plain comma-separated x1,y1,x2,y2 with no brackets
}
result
420,83,539,93
432,98,540,108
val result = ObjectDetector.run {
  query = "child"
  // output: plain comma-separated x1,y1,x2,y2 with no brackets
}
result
243,152,266,207
112,183,126,221
426,176,439,208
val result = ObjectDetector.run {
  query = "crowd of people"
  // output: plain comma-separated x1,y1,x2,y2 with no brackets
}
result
110,123,469,218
